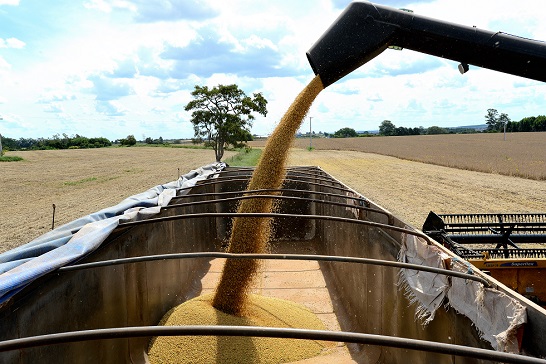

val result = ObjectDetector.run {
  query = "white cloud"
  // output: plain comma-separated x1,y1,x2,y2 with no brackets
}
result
88,75,134,101
0,56,11,82
0,56,10,70
0,0,19,5
2,0,546,139
151,106,166,114
37,90,77,103
241,35,277,51
95,100,127,116
43,103,64,113
0,37,25,49
84,0,136,13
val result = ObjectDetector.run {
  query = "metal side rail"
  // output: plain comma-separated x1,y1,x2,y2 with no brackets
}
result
199,172,345,188
0,326,544,363
56,251,490,287
117,212,432,244
171,187,371,209
173,178,364,201
163,193,390,223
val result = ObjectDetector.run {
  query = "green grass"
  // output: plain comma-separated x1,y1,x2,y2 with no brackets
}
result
63,175,122,186
0,155,23,162
63,177,98,186
170,144,209,149
127,142,210,149
225,147,262,167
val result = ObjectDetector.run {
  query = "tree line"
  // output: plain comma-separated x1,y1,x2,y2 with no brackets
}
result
331,110,546,138
331,122,476,138
485,109,546,132
1,133,112,151
377,121,468,136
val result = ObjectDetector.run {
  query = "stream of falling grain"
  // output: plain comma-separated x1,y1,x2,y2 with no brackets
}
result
212,75,324,315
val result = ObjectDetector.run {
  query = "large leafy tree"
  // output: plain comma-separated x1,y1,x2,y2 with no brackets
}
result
185,84,267,162
333,127,358,138
485,108,500,131
379,120,396,136
485,109,512,132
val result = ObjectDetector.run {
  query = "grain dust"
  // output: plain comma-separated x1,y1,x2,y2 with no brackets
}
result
212,75,324,315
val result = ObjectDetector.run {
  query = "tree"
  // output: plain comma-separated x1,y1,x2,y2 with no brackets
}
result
379,120,396,136
426,126,448,135
333,127,358,138
485,108,500,132
120,135,137,146
185,84,267,162
534,115,546,131
498,113,510,126
227,128,253,148
498,113,510,137
395,126,409,136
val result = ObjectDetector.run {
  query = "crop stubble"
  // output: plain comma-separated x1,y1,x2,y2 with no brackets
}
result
1,137,544,254
286,149,546,228
0,147,235,254
251,132,546,180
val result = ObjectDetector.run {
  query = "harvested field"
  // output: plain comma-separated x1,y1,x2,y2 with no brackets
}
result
1,144,545,254
286,148,546,229
250,132,546,180
0,147,232,254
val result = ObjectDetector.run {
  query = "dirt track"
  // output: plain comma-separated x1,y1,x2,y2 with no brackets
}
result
1,147,545,254
287,149,546,228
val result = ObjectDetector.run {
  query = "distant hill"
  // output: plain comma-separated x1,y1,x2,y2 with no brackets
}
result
448,124,487,131
354,124,488,135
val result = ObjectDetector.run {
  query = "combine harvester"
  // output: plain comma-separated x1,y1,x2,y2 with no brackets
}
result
1,2,546,363
423,212,546,307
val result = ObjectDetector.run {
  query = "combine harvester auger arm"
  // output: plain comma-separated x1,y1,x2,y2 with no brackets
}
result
306,1,546,87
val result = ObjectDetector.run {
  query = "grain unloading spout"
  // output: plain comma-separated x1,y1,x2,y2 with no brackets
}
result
306,1,546,87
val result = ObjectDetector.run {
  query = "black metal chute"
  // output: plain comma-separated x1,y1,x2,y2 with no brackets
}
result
307,1,546,87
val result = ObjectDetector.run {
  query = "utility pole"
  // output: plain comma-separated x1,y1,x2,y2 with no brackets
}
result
0,116,3,156
309,116,313,150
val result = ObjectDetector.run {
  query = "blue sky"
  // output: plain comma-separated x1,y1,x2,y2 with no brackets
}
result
1,0,546,140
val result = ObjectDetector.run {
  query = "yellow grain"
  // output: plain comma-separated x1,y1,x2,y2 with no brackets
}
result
148,293,331,363
212,75,324,315
151,75,325,363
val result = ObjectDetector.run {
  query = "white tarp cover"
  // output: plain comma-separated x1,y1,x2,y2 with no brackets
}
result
399,233,527,353
0,162,225,306
448,257,527,353
398,234,450,324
